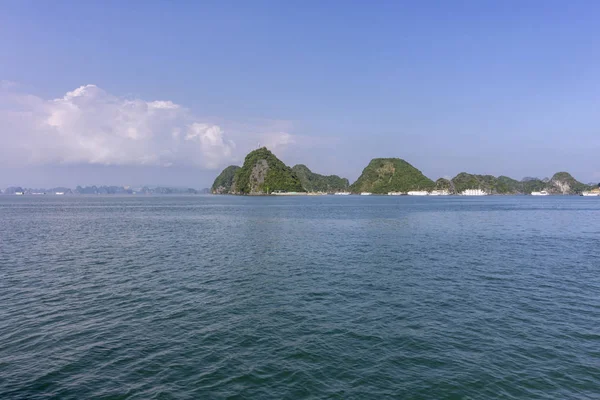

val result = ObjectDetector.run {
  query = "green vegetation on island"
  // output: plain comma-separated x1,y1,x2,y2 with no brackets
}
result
546,172,590,194
291,164,349,193
495,176,522,194
350,158,434,194
211,165,240,194
451,173,522,194
210,147,595,195
451,172,487,194
450,172,591,194
232,147,304,194
434,178,453,191
521,177,547,194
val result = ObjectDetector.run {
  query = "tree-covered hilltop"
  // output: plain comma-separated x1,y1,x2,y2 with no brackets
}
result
212,158,348,194
451,173,524,194
495,176,522,194
209,150,594,195
211,165,240,194
232,147,304,194
546,172,591,194
349,158,435,194
521,177,547,194
450,172,591,194
451,173,484,193
291,164,349,192
435,178,453,191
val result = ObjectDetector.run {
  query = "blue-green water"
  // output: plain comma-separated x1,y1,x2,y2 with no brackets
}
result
1,196,599,399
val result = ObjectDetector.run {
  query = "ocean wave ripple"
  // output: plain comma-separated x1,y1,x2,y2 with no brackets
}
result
1,196,599,399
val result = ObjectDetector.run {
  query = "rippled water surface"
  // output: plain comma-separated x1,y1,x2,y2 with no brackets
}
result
1,195,599,399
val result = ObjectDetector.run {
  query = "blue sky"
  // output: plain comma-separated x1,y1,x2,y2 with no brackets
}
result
1,0,599,187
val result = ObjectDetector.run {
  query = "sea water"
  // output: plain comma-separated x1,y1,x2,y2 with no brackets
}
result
1,195,599,399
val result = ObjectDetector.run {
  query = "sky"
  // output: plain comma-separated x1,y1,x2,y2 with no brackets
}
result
1,0,599,188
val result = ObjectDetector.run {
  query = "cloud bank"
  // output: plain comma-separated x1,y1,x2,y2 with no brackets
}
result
0,84,243,169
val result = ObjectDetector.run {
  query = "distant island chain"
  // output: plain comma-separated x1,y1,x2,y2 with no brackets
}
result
3,148,599,197
212,148,600,196
0,186,209,196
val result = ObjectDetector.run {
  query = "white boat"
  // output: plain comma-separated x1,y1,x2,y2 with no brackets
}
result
429,190,450,196
388,192,403,196
15,192,24,196
581,191,600,197
307,192,328,196
55,192,65,195
334,192,351,196
531,191,549,196
461,188,487,196
272,191,307,196
407,190,429,196
360,192,372,196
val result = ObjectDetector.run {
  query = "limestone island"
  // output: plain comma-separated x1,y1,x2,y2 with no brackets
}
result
211,147,597,196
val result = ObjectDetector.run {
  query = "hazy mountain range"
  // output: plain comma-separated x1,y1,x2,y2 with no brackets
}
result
0,186,210,195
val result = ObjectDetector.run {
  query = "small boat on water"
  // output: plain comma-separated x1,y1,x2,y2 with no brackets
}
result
581,191,600,197
388,192,403,196
407,190,428,196
272,190,307,196
531,191,549,196
360,192,372,196
334,192,351,196
429,190,450,196
55,192,65,195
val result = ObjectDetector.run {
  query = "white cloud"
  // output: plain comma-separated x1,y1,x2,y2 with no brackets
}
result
185,123,235,168
0,84,237,169
260,132,296,150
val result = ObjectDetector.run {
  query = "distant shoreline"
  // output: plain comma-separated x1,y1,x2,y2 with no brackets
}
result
212,148,599,196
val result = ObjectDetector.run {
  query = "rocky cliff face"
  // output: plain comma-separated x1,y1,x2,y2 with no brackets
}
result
545,172,590,194
211,165,240,194
248,159,269,194
211,150,593,196
552,180,571,194
220,147,303,195
448,172,591,195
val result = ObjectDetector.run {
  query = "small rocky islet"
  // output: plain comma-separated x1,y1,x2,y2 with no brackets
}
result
212,147,595,195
